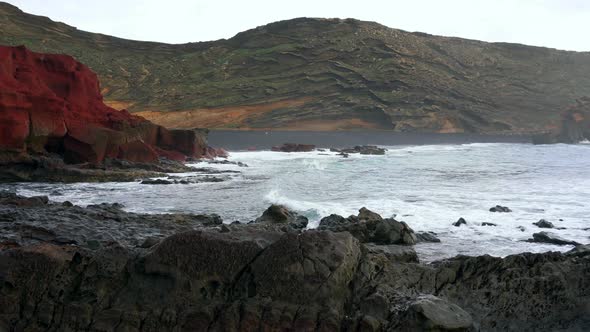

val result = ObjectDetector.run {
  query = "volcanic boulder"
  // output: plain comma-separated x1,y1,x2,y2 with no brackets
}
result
319,207,417,245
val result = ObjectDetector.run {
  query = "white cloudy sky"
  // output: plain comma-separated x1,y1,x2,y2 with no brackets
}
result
7,0,590,51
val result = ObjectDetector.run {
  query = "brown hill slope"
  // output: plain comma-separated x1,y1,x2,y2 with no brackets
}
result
1,2,590,132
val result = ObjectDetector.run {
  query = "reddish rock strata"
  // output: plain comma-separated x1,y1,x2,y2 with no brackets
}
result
0,45,213,163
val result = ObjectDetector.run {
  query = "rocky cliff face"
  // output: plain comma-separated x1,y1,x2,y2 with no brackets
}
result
2,2,590,133
0,45,211,163
533,97,590,143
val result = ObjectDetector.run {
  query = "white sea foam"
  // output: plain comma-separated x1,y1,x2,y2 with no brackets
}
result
9,143,590,260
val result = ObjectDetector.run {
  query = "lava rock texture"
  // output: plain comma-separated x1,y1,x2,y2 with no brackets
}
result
1,195,588,331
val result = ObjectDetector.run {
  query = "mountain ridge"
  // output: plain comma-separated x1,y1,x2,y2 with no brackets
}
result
2,1,590,133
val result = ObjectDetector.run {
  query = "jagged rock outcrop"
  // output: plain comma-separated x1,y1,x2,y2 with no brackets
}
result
318,207,418,245
0,45,213,164
533,97,590,144
0,194,589,331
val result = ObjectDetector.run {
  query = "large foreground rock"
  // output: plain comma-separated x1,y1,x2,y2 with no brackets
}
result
0,195,589,331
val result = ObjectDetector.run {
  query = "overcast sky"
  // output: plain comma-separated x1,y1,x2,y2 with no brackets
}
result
7,0,590,51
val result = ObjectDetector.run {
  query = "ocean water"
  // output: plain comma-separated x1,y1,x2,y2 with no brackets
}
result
8,143,590,261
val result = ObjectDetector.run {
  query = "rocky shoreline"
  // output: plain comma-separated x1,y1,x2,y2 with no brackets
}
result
1,193,588,331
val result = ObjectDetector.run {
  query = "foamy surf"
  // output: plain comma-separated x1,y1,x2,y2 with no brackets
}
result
10,142,590,260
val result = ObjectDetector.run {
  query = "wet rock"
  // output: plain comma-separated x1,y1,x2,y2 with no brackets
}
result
0,195,223,249
416,231,441,243
482,222,497,226
567,244,590,256
339,145,387,155
364,243,419,263
319,208,417,245
397,295,473,331
254,204,308,229
141,175,226,185
527,232,581,246
533,219,554,228
489,205,511,212
358,207,383,222
319,214,348,227
0,192,48,207
517,226,526,232
61,201,74,207
453,218,467,227
0,154,171,183
200,159,248,167
204,147,229,159
271,143,315,152
141,178,173,185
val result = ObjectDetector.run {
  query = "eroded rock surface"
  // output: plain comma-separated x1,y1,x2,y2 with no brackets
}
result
318,207,417,245
0,194,589,331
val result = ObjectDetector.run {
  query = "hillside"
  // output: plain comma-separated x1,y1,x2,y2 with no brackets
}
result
2,1,590,133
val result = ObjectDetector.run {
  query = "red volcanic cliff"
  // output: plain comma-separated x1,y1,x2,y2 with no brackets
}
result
0,45,213,163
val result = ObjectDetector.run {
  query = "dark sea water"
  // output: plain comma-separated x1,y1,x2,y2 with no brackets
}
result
7,142,590,261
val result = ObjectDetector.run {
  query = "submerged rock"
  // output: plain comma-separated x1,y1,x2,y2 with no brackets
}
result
141,178,173,185
271,143,315,152
533,219,555,228
482,222,497,226
527,232,581,246
416,231,442,243
453,217,467,227
334,145,387,155
141,175,226,185
489,205,512,212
